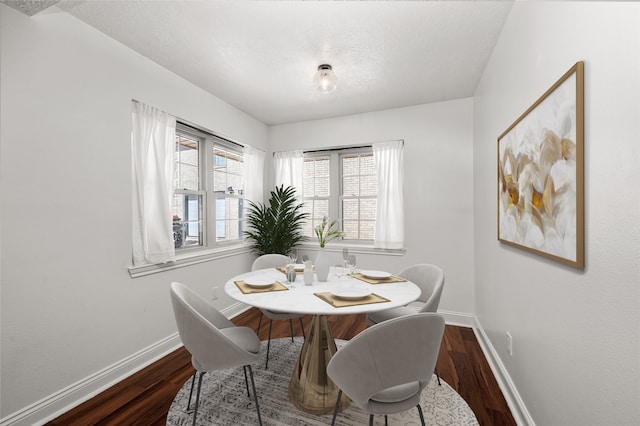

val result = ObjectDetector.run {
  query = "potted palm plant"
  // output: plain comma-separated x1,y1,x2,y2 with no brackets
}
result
244,185,308,256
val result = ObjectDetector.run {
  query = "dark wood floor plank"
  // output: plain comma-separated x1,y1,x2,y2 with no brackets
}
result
46,309,516,426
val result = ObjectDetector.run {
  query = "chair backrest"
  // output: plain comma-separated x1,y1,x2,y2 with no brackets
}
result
327,313,445,411
170,282,253,371
398,264,444,313
251,253,291,271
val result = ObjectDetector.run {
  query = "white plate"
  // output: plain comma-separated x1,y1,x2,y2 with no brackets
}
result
243,279,275,288
294,264,305,271
331,290,372,301
360,270,392,279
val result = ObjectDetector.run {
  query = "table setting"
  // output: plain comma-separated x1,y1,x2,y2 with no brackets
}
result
224,256,421,414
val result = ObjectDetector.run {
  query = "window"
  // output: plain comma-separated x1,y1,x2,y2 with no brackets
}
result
172,123,244,251
302,148,377,243
302,155,330,237
341,152,377,240
213,147,244,242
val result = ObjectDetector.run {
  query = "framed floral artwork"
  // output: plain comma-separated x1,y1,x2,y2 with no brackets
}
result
498,61,584,269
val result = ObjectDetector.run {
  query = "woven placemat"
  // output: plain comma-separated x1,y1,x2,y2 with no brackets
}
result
350,273,407,284
314,292,391,308
234,280,289,295
275,266,305,275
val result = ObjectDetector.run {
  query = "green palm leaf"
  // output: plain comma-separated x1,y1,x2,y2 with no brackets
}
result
244,185,308,255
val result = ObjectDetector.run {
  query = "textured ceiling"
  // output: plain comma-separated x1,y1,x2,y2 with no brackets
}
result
1,0,59,16
55,1,513,125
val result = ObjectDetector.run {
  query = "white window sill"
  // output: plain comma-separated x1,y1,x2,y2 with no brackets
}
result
128,244,252,278
297,242,405,256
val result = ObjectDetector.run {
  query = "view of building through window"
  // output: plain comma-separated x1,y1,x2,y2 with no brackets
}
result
341,153,377,240
302,156,330,237
173,134,202,249
302,149,377,242
213,147,244,242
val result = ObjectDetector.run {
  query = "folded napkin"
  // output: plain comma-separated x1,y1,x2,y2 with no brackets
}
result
314,292,391,308
234,280,289,295
275,266,305,275
350,274,407,284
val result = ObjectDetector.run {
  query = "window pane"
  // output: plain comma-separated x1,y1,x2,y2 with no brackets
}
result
213,146,243,195
227,156,242,174
173,193,203,248
315,158,330,176
304,157,331,197
316,176,330,197
343,176,359,196
303,156,332,238
213,170,227,192
175,135,199,191
340,151,377,241
360,174,377,196
342,199,359,220
361,199,377,220
314,199,329,218
342,156,358,175
360,220,375,240
303,176,314,196
216,196,243,241
360,154,375,171
343,220,358,239
228,174,243,195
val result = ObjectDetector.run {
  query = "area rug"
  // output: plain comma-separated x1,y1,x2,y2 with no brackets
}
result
167,338,479,425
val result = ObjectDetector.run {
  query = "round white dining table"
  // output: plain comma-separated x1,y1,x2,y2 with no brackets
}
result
224,267,421,415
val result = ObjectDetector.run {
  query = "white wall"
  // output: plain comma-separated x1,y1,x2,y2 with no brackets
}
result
0,5,267,420
473,2,640,425
269,98,476,318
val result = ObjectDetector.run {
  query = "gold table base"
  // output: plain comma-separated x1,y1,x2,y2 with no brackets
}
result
288,315,350,414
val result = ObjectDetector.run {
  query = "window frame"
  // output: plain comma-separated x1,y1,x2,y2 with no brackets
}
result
339,147,377,242
302,146,377,246
175,122,246,252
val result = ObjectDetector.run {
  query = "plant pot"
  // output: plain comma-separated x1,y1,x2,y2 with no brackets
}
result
315,248,330,282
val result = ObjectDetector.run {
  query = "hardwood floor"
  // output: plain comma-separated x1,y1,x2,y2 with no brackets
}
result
46,309,516,425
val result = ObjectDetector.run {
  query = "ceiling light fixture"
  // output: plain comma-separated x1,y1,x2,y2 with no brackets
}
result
313,64,337,93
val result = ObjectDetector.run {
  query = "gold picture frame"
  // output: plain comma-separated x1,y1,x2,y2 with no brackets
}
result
498,61,584,269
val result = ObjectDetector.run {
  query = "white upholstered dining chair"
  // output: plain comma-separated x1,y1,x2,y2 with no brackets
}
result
327,313,446,426
366,263,445,384
251,254,306,369
170,282,262,425
366,264,444,326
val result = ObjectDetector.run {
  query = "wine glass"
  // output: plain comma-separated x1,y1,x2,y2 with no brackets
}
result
342,248,349,272
334,264,344,280
346,254,357,276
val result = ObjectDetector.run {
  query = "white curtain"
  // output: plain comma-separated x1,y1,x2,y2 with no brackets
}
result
373,140,404,249
131,101,176,265
274,150,304,198
243,144,266,205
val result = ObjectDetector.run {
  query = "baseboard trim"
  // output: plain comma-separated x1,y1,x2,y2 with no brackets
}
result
222,301,252,319
0,333,182,426
438,309,475,327
472,317,535,426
